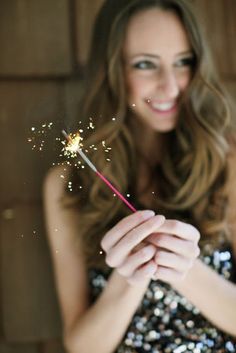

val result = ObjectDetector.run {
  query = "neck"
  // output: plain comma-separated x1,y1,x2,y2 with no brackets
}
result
128,117,165,202
129,116,164,166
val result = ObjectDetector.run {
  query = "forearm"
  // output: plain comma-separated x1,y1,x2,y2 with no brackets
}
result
64,270,149,353
174,258,236,336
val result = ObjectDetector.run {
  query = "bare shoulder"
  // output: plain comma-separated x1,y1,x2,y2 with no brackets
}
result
44,164,72,202
43,164,81,245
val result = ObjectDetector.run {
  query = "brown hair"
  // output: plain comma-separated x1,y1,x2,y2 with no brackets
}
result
65,0,235,267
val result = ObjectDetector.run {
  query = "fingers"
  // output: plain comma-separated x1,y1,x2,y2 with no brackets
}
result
146,219,201,284
105,215,165,267
151,266,185,282
156,219,200,243
147,233,200,258
127,260,157,286
101,215,200,287
154,250,193,273
117,244,156,277
101,210,155,252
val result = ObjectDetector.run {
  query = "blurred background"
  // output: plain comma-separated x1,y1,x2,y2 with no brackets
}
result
0,1,235,352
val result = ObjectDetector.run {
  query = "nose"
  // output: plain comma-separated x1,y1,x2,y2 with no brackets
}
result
156,68,179,100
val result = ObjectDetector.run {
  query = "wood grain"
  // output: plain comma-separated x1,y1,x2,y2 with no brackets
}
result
0,0,73,76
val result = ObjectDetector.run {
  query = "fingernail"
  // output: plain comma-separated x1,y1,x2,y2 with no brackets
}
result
140,210,155,219
156,215,165,221
154,215,165,225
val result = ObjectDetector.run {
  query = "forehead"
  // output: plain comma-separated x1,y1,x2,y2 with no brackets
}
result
123,8,191,56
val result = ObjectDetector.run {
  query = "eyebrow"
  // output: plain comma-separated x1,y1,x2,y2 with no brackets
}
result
129,50,194,59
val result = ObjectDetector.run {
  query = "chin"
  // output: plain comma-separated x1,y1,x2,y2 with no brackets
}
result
154,125,176,133
147,117,177,133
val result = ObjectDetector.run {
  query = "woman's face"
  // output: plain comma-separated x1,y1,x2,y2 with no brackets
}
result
123,8,194,133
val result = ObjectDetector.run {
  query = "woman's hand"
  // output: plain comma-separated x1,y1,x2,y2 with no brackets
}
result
101,210,165,285
147,220,200,284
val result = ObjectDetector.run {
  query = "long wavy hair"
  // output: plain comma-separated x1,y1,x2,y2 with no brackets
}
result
65,0,235,268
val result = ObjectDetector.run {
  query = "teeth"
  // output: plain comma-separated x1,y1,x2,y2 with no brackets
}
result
150,102,175,111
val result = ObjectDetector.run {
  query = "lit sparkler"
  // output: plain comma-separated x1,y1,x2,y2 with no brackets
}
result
62,130,137,213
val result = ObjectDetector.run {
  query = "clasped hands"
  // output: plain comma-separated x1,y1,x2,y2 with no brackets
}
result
101,210,200,286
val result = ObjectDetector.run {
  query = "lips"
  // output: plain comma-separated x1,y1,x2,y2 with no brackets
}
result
146,100,177,113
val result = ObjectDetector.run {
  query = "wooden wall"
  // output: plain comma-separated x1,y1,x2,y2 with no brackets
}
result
0,0,235,348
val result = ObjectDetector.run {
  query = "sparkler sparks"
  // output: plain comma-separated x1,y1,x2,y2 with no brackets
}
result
62,130,137,213
28,119,136,209
28,122,54,152
62,132,83,158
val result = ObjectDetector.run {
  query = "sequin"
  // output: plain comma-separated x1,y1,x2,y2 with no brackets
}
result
88,245,236,352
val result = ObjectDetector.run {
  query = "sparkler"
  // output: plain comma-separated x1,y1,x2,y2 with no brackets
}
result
62,130,137,213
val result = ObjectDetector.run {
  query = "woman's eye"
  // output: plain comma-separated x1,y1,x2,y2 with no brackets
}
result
133,61,156,70
175,57,195,68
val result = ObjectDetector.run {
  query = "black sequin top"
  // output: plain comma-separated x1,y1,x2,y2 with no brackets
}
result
88,244,236,353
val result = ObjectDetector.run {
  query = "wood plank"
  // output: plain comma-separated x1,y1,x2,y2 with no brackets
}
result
1,204,63,340
194,0,236,77
0,0,73,76
195,0,228,75
0,81,65,201
225,0,236,75
63,78,85,131
75,0,104,65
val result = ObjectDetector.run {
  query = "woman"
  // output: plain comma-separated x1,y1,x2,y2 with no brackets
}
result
44,0,236,352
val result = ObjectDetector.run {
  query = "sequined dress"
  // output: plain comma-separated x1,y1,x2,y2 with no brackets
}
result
88,245,236,353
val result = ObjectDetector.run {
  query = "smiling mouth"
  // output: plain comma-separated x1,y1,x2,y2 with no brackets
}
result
146,100,177,114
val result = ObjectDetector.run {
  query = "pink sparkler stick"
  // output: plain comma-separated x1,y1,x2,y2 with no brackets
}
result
95,170,136,212
62,130,137,213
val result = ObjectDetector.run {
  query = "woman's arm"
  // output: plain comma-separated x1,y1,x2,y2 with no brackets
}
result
65,270,149,353
174,258,236,336
43,166,160,353
147,219,236,337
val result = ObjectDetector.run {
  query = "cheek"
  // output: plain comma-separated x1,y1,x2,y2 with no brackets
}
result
126,74,150,100
178,72,192,91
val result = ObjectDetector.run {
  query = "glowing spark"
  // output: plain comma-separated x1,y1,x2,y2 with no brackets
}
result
63,132,82,158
